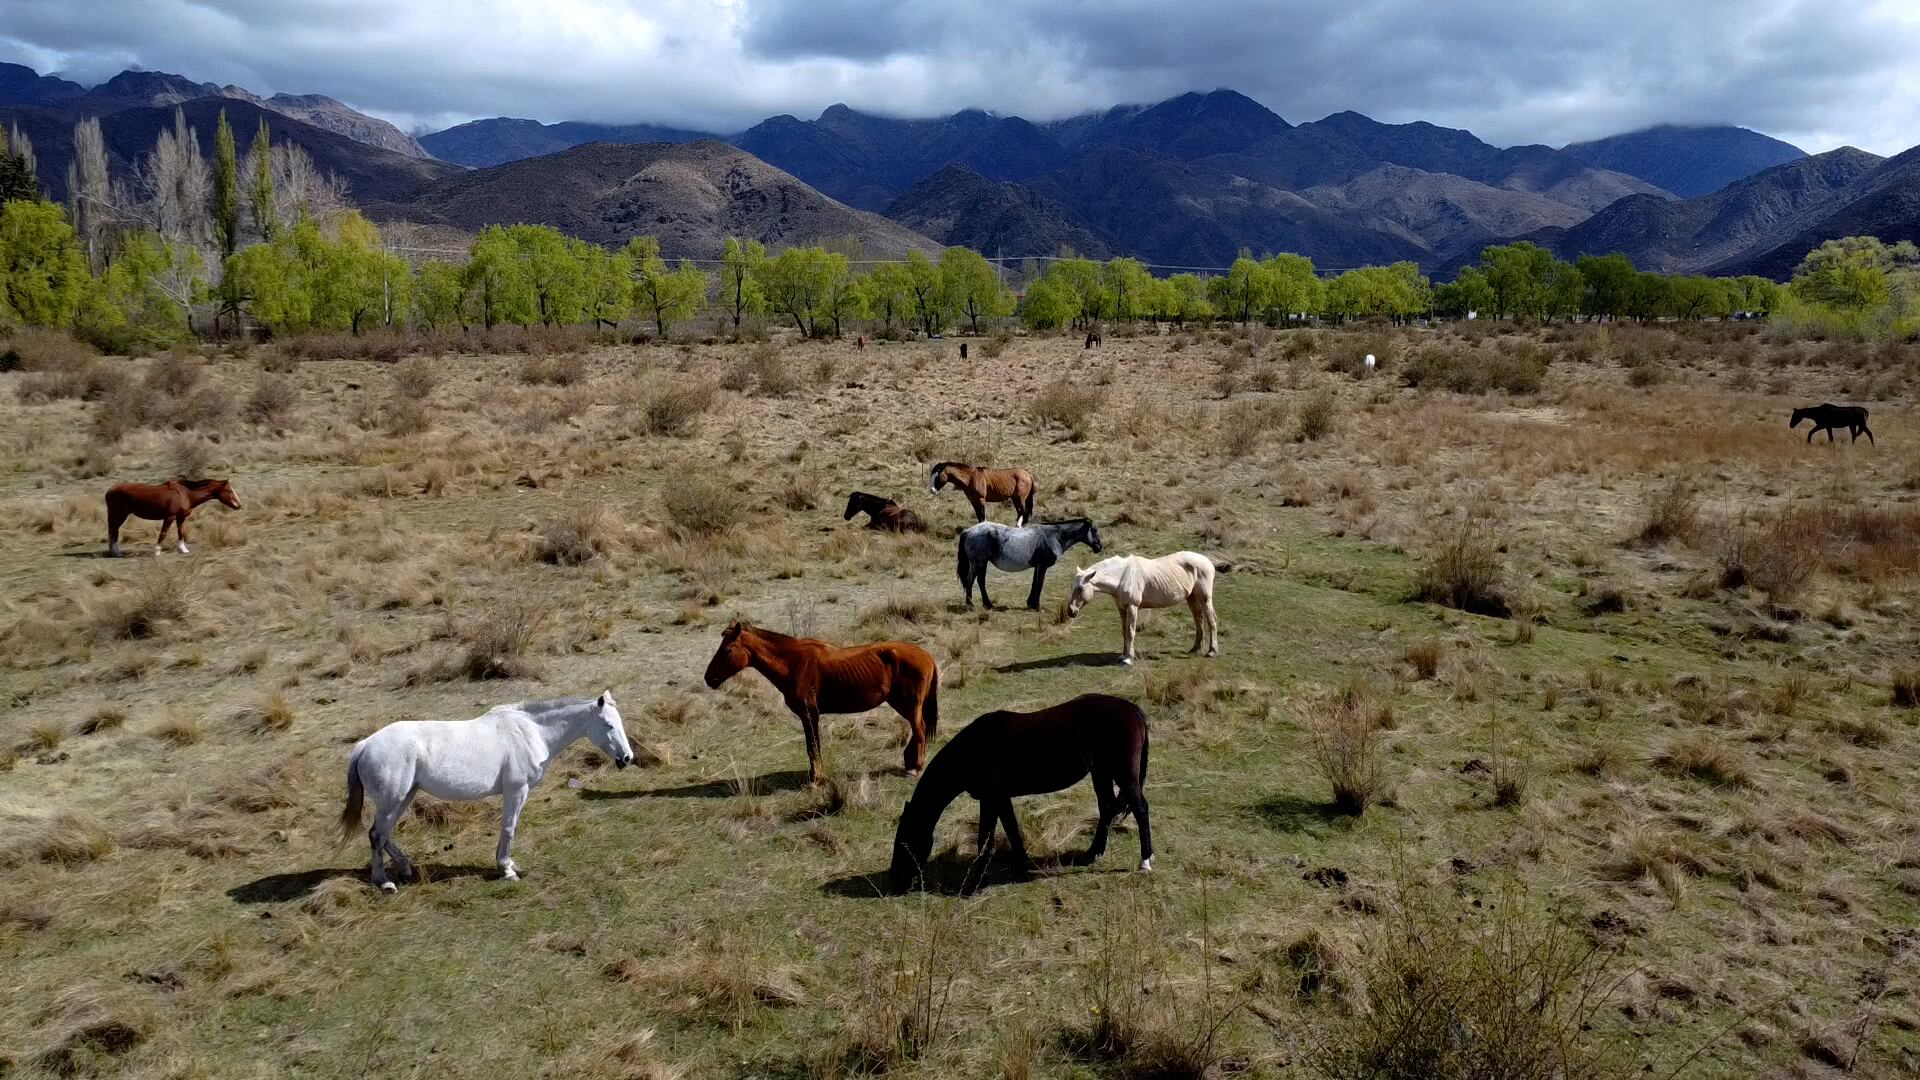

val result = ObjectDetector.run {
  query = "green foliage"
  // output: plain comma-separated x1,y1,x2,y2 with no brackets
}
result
248,118,275,242
1479,242,1581,321
0,199,90,328
0,131,37,203
76,231,194,352
941,247,1012,333
720,236,767,332
1163,272,1213,324
412,260,465,330
1264,253,1323,321
1019,274,1079,330
903,249,945,335
1433,266,1493,319
626,236,706,338
1102,257,1153,322
462,226,534,330
858,261,912,331
1324,262,1428,322
212,110,240,258
762,245,851,338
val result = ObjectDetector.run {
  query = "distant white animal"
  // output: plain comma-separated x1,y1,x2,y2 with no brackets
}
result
1364,353,1377,375
1066,552,1219,666
340,693,635,892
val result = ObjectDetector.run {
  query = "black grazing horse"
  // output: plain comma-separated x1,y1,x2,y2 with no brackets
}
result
1791,404,1874,445
956,518,1102,610
843,491,927,533
888,693,1152,895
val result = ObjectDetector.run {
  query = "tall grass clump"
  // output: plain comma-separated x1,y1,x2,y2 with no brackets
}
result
1635,479,1699,546
1293,389,1337,442
639,381,718,437
1302,682,1386,815
664,476,748,537
1305,882,1625,1080
539,507,617,565
1029,377,1107,441
448,601,547,681
1412,518,1510,616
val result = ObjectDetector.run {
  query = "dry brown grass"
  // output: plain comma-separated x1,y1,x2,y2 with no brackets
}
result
391,355,440,399
664,476,748,537
539,506,618,565
77,705,128,735
240,689,296,733
1029,377,1107,441
1412,518,1510,617
638,380,718,437
1652,733,1754,787
447,601,547,681
30,813,116,865
1293,388,1337,441
153,708,206,746
1302,682,1386,815
244,373,298,425
1893,667,1920,709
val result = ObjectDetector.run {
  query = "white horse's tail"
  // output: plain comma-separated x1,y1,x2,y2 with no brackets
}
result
339,748,366,843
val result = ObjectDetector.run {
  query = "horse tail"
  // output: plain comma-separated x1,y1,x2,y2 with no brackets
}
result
339,747,366,844
1019,477,1036,523
955,531,970,588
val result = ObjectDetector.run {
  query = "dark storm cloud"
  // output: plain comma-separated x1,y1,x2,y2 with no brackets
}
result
1,0,1914,152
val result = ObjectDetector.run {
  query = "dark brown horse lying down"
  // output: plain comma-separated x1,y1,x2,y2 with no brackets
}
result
104,478,241,557
704,622,940,782
929,462,1036,526
889,693,1151,895
843,491,926,533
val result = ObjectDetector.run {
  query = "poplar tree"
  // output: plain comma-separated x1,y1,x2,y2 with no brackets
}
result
212,110,240,258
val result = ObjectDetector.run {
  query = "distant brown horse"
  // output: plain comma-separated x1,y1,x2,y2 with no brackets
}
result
929,462,1036,526
703,622,940,783
105,478,241,557
1085,330,1102,349
844,491,927,533
888,693,1152,895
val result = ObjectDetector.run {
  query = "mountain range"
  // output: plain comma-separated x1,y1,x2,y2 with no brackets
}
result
2,61,1914,277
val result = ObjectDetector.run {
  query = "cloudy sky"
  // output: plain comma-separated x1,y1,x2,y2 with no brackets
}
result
2,0,1917,153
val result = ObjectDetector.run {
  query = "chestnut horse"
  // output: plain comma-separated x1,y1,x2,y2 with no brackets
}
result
703,622,940,783
888,693,1151,895
843,491,927,533
105,478,241,557
929,462,1035,526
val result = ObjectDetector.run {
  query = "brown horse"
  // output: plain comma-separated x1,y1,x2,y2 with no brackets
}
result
105,478,241,557
928,462,1036,526
843,491,927,533
888,693,1151,895
703,622,940,783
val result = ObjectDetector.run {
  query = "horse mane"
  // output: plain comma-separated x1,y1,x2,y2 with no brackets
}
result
516,696,594,718
929,461,968,474
1039,517,1091,528
174,476,224,488
737,623,802,645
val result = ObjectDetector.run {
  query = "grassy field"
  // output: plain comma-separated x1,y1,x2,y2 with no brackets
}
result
2,321,1918,1078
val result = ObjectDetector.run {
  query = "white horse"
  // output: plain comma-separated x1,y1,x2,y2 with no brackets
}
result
1066,553,1219,666
340,693,635,892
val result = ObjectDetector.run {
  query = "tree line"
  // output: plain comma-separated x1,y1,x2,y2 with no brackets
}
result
1,110,1911,348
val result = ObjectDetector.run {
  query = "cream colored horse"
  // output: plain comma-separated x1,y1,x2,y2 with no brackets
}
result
1066,552,1218,665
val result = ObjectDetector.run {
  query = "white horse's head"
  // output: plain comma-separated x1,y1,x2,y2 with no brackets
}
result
590,691,636,768
1066,563,1102,618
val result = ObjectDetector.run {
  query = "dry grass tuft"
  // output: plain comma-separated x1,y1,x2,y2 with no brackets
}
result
153,708,206,746
1890,667,1919,709
31,813,116,865
241,689,296,734
1402,638,1444,680
78,705,128,735
1303,682,1386,815
539,506,618,565
1293,388,1337,442
1636,480,1700,546
664,476,748,537
245,374,299,425
639,381,719,438
1652,734,1754,787
1030,378,1107,441
22,719,65,752
1412,519,1510,617
449,601,547,681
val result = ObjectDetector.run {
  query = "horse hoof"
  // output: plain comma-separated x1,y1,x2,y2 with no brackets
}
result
1140,858,1153,873
1118,656,1134,667
379,881,398,894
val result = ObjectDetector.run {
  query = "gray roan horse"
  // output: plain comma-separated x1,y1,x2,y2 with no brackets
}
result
957,518,1102,610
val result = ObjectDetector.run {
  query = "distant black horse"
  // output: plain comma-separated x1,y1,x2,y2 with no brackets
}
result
843,491,926,533
888,693,1152,895
1791,403,1874,445
956,518,1102,610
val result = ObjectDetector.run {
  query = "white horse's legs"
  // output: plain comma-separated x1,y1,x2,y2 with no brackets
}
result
496,784,529,880
1118,604,1138,666
1205,597,1220,657
382,789,418,883
369,800,409,894
1189,593,1219,657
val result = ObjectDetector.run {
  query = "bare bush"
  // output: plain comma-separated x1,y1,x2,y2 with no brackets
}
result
539,507,616,565
522,353,588,387
639,381,717,438
245,375,298,425
1294,389,1337,442
391,356,440,399
169,433,215,479
664,476,748,537
1402,343,1549,394
1413,518,1510,616
748,343,797,398
1635,480,1699,546
451,601,546,681
1303,682,1386,814
1894,667,1920,709
1030,378,1107,441
1652,733,1754,787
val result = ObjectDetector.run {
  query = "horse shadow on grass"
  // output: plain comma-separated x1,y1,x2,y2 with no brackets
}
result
227,863,495,904
819,847,1124,900
992,652,1116,674
580,769,815,800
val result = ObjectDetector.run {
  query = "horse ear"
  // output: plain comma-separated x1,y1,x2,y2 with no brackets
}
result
598,690,611,708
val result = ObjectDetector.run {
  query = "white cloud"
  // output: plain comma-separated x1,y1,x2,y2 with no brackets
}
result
1,0,1916,153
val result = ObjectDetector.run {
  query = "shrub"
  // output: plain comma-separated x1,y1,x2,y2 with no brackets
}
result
391,356,440,399
384,394,431,437
452,601,546,680
153,709,205,746
1029,378,1106,441
522,353,587,387
1652,733,1753,787
1304,682,1385,815
94,572,193,640
979,327,1014,359
748,343,797,398
1306,882,1625,1080
32,814,116,865
640,381,717,438
1402,638,1444,680
143,350,203,397
1635,480,1699,546
539,507,616,565
245,374,298,425
664,476,748,536
242,691,296,733
1890,667,1919,709
1402,344,1548,394
169,433,214,480
1413,519,1510,616
1293,389,1336,441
